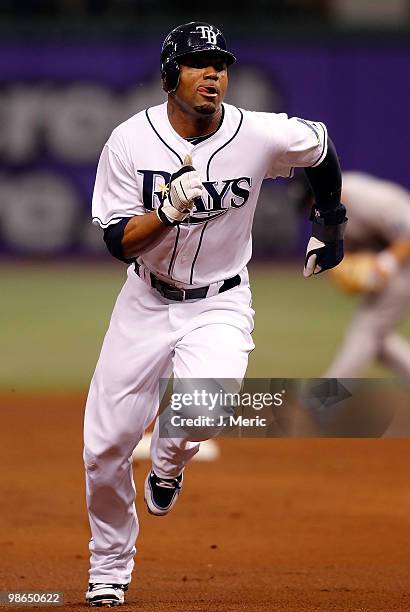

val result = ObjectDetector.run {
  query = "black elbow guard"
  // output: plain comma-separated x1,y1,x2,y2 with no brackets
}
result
304,138,342,210
103,218,134,263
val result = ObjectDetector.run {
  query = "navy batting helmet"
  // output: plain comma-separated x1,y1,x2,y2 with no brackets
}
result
161,22,236,92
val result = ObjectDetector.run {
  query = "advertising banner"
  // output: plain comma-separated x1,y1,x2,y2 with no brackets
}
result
0,40,407,257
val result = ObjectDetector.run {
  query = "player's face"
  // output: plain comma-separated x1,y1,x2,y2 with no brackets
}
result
175,52,228,116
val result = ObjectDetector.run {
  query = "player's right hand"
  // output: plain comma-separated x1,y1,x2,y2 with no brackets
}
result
157,155,202,226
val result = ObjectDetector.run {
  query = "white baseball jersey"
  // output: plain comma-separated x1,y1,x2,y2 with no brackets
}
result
92,101,327,287
86,100,327,584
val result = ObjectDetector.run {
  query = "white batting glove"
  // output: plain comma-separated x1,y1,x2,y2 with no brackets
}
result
303,204,347,277
157,155,202,226
304,236,325,276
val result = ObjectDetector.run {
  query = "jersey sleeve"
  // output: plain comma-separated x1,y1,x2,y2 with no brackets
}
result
265,114,328,179
92,132,144,228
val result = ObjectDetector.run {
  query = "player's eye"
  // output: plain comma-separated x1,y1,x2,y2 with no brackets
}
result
213,60,227,72
183,56,227,71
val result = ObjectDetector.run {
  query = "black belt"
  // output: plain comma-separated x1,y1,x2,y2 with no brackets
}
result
134,261,241,301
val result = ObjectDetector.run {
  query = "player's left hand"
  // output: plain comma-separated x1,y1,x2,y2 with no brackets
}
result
304,204,347,277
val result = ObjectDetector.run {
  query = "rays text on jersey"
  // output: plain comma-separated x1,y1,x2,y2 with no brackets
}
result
137,170,252,224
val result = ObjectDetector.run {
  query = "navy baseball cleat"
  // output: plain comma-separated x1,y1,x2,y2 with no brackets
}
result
85,583,128,607
144,470,183,516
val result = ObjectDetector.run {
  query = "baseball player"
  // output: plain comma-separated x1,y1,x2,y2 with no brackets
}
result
325,172,410,377
84,22,347,607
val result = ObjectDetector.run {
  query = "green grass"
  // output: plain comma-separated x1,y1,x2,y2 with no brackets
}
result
1,262,409,391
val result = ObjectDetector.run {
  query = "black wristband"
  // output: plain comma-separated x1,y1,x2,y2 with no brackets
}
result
310,203,347,226
310,202,347,242
312,219,347,242
157,204,179,227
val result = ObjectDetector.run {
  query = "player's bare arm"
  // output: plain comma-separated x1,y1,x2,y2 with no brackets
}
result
119,154,202,259
121,212,170,259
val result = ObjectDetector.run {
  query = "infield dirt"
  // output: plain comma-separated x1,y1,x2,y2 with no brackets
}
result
1,393,410,611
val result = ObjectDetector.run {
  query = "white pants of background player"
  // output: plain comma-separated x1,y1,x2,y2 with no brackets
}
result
83,266,254,584
325,263,410,377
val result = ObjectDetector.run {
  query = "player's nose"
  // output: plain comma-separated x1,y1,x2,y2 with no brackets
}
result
202,66,219,80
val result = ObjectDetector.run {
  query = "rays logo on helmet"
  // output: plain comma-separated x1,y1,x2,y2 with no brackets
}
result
195,25,218,45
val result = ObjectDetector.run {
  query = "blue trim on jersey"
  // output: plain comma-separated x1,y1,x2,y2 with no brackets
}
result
311,122,327,167
145,108,183,164
296,118,327,167
189,221,208,285
189,108,244,284
296,118,320,139
168,224,180,277
144,105,243,286
206,109,243,181
92,215,134,228
185,106,225,146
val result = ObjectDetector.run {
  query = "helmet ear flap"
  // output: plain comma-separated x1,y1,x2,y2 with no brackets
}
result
161,70,169,92
162,60,180,93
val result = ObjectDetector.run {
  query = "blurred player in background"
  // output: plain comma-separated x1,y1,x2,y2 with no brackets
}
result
325,172,410,377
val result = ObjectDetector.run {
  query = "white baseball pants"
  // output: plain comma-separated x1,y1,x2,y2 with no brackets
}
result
83,266,254,584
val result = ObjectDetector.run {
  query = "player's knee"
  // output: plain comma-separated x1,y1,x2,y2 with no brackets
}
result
83,447,98,471
83,444,131,480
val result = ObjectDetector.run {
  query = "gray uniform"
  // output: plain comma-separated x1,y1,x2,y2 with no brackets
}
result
324,172,410,377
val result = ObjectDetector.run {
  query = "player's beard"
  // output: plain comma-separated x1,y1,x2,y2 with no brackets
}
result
193,102,217,115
